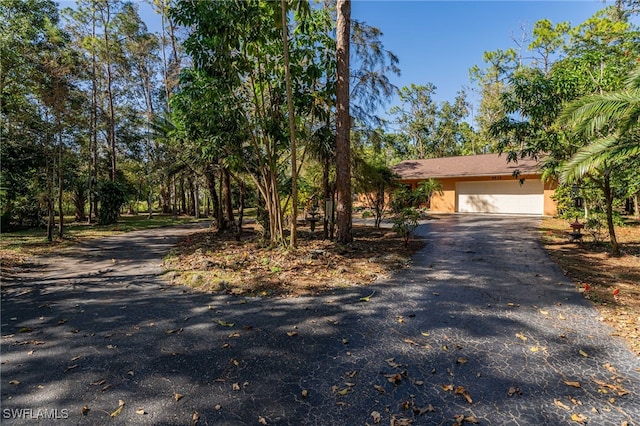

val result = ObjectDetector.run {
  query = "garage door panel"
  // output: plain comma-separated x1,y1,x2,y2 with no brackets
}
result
457,181,543,215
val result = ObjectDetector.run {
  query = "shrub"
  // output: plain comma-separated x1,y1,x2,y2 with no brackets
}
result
392,207,420,247
97,181,127,225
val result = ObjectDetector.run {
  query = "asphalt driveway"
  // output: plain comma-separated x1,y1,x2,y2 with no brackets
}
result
1,216,638,425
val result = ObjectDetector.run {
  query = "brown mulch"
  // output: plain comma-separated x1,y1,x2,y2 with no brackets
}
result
540,217,640,356
163,224,424,297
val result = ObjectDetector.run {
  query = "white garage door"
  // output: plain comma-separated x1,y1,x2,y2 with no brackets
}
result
457,180,544,215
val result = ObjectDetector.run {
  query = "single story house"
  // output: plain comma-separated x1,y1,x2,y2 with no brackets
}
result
392,153,557,216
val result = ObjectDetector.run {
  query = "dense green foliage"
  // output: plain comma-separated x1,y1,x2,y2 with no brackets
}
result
97,181,127,225
1,0,638,252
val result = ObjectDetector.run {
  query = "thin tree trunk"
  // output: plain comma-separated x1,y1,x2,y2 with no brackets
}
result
237,180,244,240
57,117,64,239
88,7,98,223
194,174,200,219
335,0,352,244
634,192,639,219
172,175,177,216
223,167,234,230
218,169,226,230
180,174,187,214
603,170,619,255
206,167,221,226
188,176,195,215
322,156,330,240
102,2,117,181
281,0,298,249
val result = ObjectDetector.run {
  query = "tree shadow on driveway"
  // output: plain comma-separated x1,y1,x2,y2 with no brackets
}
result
1,216,638,425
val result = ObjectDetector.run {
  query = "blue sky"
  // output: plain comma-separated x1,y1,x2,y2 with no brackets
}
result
350,1,612,121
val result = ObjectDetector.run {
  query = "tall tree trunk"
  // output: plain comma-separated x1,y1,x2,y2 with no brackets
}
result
188,175,195,215
57,117,64,239
172,175,177,216
217,168,227,230
322,156,330,240
206,166,221,227
194,173,200,219
88,7,98,223
335,0,352,244
223,167,234,230
236,179,245,240
46,151,54,242
102,2,117,181
603,170,620,255
281,0,298,248
162,174,172,213
180,174,187,214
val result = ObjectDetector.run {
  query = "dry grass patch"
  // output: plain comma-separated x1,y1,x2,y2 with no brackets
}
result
540,217,640,356
163,224,423,297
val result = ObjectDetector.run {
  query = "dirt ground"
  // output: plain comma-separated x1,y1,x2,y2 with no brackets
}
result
539,217,640,356
163,224,424,297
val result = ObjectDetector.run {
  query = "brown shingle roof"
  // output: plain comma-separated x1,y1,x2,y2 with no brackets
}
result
392,153,542,180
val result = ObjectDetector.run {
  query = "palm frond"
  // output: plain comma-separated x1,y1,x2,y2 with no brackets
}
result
559,90,640,137
560,134,640,183
626,64,640,90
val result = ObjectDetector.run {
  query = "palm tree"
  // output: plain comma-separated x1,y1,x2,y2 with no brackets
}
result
559,64,640,255
559,65,640,181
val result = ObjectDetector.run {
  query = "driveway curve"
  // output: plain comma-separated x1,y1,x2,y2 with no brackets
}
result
1,216,638,425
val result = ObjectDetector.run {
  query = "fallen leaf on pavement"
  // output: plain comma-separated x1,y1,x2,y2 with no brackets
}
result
516,333,528,342
301,389,308,398
441,383,454,392
373,384,385,393
136,408,146,415
287,331,298,337
371,411,381,424
386,358,401,368
385,373,402,385
174,393,183,401
359,291,375,302
390,417,413,426
64,364,79,373
564,381,581,388
192,411,199,425
81,405,90,415
9,380,20,385
110,400,125,417
217,320,234,327
570,413,587,424
412,403,435,415
568,396,582,405
457,357,467,364
507,387,522,396
554,399,571,410
579,349,589,357
455,386,473,404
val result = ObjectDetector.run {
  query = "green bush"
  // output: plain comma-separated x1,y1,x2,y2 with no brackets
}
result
97,181,127,225
392,207,420,247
